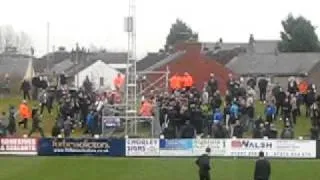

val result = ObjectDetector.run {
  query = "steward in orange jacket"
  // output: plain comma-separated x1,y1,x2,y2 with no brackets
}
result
18,100,31,129
139,99,153,117
182,72,193,90
299,80,308,95
113,73,125,91
170,74,182,92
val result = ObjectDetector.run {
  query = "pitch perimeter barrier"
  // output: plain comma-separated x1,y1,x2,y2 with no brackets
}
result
126,138,317,158
0,138,37,155
38,138,125,156
0,137,317,158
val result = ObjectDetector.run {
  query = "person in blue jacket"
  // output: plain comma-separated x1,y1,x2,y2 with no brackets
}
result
265,103,276,123
86,110,94,134
230,101,239,125
213,108,223,125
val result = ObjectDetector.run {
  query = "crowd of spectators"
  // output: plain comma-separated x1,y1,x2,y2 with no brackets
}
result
0,75,121,138
0,71,319,140
154,73,320,140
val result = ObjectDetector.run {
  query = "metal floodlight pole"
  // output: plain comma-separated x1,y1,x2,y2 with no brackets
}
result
46,22,50,72
165,66,170,92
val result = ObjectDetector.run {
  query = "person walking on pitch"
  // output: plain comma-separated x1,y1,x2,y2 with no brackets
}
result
196,147,211,180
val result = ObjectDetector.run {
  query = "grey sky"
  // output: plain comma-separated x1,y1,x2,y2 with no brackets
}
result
1,0,319,58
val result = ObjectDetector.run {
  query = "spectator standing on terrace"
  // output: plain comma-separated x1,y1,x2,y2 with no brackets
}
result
254,151,271,180
258,77,268,103
20,79,31,100
169,73,181,93
113,73,124,92
207,73,218,97
196,147,211,180
182,72,193,91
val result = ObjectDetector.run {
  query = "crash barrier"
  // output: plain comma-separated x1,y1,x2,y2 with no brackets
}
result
0,138,319,158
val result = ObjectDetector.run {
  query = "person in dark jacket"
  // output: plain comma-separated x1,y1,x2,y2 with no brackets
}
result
288,79,298,95
281,122,294,139
196,147,211,180
7,106,16,135
306,90,316,117
233,120,243,138
254,151,271,180
275,88,286,117
207,73,218,97
28,107,45,137
258,78,268,102
247,77,256,89
180,120,196,138
20,80,31,100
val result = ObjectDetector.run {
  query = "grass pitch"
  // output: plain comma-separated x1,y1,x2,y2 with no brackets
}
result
0,157,319,180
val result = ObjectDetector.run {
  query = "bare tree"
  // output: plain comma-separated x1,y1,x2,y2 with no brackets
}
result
0,25,32,54
18,31,32,54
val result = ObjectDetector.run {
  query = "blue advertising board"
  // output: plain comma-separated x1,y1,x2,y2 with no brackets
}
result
38,138,125,156
159,139,193,156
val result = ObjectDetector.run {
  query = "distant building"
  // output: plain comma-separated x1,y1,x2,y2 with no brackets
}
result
0,46,34,80
226,53,320,87
138,42,234,94
202,35,279,65
65,60,122,90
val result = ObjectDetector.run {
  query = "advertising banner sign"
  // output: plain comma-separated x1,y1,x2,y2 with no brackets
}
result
159,139,193,156
273,140,316,158
38,138,125,156
317,140,320,159
126,139,159,156
193,139,227,156
0,138,37,155
229,139,275,157
228,139,316,158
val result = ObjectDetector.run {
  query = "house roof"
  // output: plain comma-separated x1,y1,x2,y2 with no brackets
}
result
51,59,74,74
142,51,186,72
0,54,31,77
226,53,320,76
202,40,279,54
136,53,169,71
89,52,127,64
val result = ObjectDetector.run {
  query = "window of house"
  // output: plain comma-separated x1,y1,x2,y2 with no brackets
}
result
100,77,104,86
